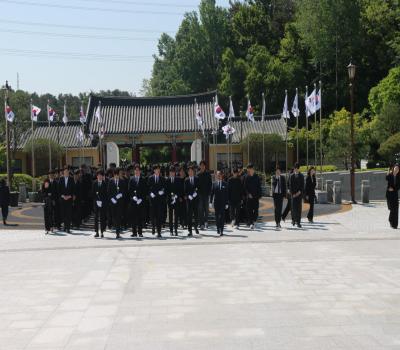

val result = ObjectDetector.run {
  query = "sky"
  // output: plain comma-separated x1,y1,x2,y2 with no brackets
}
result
0,0,230,96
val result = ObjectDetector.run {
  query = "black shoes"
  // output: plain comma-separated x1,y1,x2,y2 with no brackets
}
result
94,233,99,238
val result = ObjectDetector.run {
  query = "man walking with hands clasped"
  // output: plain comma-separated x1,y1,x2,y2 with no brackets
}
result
210,171,229,236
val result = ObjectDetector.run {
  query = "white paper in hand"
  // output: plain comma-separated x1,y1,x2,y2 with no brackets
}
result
96,201,102,208
133,196,138,202
111,198,117,204
225,205,229,210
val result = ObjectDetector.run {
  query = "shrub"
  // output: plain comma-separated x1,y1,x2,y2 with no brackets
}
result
299,165,337,173
0,173,34,192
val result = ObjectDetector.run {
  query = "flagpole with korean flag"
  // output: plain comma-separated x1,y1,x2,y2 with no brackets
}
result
95,100,104,167
319,80,323,189
30,99,35,188
214,94,226,170
47,100,52,171
291,88,300,163
228,96,235,171
314,82,317,167
246,96,254,165
261,92,266,174
305,85,309,168
282,90,290,177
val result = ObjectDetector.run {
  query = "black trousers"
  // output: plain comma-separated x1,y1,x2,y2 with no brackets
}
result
215,207,225,233
282,195,291,220
1,205,8,221
187,199,198,233
130,203,144,235
307,194,315,222
168,204,179,233
229,202,241,226
72,200,81,228
43,199,53,231
178,199,186,227
60,199,73,231
94,206,107,234
54,201,61,229
273,194,284,225
111,204,122,234
387,191,399,228
291,195,302,225
150,202,164,235
246,198,259,225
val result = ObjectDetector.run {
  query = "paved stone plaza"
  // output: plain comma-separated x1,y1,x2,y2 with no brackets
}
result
0,202,400,349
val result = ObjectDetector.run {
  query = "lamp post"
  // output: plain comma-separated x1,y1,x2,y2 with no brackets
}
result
347,62,357,204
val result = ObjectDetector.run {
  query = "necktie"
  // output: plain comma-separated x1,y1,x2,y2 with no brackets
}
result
136,177,139,185
156,176,158,184
219,181,221,190
172,177,174,184
191,177,193,185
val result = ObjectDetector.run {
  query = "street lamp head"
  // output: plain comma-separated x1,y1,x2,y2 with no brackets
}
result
347,62,356,81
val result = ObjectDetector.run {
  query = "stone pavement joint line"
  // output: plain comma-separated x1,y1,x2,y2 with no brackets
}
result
0,203,400,350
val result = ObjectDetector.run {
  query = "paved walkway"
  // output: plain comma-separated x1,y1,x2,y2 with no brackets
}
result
0,202,400,349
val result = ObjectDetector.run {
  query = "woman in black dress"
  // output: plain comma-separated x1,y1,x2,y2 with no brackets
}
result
42,178,53,234
386,164,400,229
305,167,317,223
0,179,10,225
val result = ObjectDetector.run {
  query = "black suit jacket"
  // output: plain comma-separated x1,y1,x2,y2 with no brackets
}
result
147,175,166,203
305,175,317,197
289,172,305,195
107,178,125,206
228,176,243,204
184,176,199,198
272,175,287,196
128,176,148,204
92,180,108,208
210,181,228,210
166,176,182,206
58,176,75,200
386,173,400,192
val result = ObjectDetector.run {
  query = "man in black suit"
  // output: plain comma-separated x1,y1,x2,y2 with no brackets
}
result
289,163,305,228
58,166,74,233
197,160,212,230
210,171,229,236
184,165,200,237
128,164,147,238
272,166,286,228
107,168,126,238
93,169,108,238
243,164,262,230
148,164,166,238
177,166,187,229
228,168,243,229
166,166,181,236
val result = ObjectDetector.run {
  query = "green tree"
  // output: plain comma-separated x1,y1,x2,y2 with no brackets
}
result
378,132,400,162
369,66,400,115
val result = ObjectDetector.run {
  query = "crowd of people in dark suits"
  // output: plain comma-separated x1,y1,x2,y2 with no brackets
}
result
39,161,263,238
36,160,320,238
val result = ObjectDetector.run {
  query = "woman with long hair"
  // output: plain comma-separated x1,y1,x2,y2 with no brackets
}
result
0,178,10,225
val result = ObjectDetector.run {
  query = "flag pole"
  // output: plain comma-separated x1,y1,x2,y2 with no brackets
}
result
319,80,323,189
246,96,250,165
262,93,265,176
306,85,309,168
296,88,299,163
47,100,52,171
314,82,317,167
30,99,36,190
285,90,288,178
3,83,11,188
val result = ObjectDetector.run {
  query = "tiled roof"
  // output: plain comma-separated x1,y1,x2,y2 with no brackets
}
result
16,121,92,150
86,91,219,135
229,117,287,143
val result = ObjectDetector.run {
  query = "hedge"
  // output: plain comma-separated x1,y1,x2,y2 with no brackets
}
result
0,173,34,192
299,165,337,173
